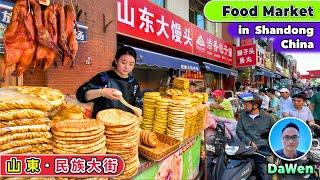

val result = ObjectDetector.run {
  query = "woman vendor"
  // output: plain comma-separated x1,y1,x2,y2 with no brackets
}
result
76,46,142,118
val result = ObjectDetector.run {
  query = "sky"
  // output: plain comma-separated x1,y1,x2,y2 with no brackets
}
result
287,53,320,75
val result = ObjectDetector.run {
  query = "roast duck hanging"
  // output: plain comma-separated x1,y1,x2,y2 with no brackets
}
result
1,0,78,82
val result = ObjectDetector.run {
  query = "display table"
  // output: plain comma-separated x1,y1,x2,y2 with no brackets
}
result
134,135,201,180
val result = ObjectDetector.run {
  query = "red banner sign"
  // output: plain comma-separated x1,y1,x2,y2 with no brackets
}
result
117,0,233,66
1,155,125,177
236,44,257,67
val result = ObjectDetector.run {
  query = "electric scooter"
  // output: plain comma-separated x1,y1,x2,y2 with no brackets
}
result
206,128,270,180
210,140,269,180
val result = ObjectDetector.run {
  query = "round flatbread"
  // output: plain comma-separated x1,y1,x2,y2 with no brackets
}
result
1,144,53,154
54,142,105,154
52,128,104,137
97,109,137,127
0,132,52,145
0,109,48,121
92,147,107,154
0,124,50,136
5,86,65,110
0,138,51,151
52,119,104,132
0,118,50,128
53,132,104,141
0,89,52,112
105,120,138,132
52,135,103,144
53,136,106,149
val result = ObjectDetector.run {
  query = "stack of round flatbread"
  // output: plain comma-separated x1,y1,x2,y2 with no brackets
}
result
4,86,65,111
97,109,140,179
173,77,189,90
141,92,160,131
51,119,106,154
140,130,158,147
0,89,53,154
192,93,204,104
195,105,209,133
166,88,182,96
166,100,189,141
153,98,172,134
184,108,198,139
190,97,201,107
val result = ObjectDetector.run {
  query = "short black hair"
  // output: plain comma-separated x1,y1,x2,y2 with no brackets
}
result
190,82,197,87
267,88,276,95
282,122,300,133
259,88,266,93
292,93,307,101
112,46,137,68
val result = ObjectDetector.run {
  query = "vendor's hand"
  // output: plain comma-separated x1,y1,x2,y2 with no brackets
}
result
308,121,320,129
200,149,206,160
102,88,122,100
251,141,258,149
282,112,290,117
209,103,218,109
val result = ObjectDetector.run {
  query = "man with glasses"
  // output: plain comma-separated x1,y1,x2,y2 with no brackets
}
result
283,93,319,128
276,122,304,159
279,88,294,118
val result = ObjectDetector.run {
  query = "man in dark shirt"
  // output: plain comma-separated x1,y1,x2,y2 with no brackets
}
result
276,122,305,160
237,93,275,180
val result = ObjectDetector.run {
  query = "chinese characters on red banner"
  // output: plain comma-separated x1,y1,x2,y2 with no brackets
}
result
117,0,233,65
236,44,257,67
1,155,125,177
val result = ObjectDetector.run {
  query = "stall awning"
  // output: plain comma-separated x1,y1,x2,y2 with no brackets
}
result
133,47,200,71
254,68,275,78
203,62,238,76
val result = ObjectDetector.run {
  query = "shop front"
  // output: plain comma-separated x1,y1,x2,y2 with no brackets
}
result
236,44,275,90
0,0,234,179
116,0,235,178
117,0,234,94
203,62,238,92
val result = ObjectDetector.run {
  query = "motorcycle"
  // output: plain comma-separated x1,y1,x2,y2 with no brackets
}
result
206,123,270,180
210,140,270,180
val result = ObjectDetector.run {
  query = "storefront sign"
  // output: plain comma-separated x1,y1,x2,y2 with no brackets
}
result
236,44,257,67
117,0,233,65
135,136,201,180
193,27,233,65
0,1,88,53
1,155,125,177
256,44,265,68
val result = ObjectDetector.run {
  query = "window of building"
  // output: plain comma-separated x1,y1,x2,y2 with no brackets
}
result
189,9,205,30
151,0,165,8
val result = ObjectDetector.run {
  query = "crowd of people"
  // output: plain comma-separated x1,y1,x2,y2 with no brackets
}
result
207,85,320,180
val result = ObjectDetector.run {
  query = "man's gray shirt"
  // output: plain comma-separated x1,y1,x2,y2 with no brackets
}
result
237,111,275,147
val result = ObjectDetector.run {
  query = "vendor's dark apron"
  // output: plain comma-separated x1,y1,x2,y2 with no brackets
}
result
92,74,136,118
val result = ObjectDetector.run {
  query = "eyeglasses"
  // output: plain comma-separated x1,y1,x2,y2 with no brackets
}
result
283,135,299,141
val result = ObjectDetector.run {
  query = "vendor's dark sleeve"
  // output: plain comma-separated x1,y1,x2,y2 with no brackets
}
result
134,80,143,109
76,73,103,103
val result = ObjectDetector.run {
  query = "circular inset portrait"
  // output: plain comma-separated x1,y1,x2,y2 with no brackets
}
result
269,117,312,161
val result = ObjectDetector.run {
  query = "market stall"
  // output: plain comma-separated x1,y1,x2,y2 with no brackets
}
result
0,0,212,179
0,77,211,179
